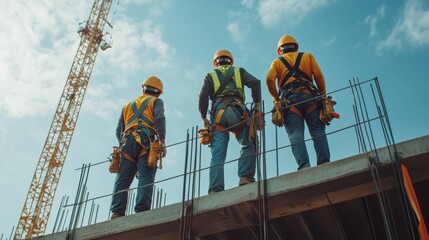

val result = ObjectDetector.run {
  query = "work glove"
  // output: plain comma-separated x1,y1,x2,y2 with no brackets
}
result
274,99,283,111
202,117,210,128
254,102,264,131
161,141,167,158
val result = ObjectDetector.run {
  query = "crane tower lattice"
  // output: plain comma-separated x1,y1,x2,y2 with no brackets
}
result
14,0,113,238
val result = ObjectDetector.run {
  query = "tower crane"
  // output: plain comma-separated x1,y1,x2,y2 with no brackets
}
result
14,0,113,238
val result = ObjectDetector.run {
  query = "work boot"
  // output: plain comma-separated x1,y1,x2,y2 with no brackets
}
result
298,165,311,171
209,189,221,195
239,176,255,186
110,213,123,220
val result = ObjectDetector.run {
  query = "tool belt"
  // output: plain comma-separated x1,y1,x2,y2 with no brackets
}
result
210,97,248,138
109,146,121,173
319,96,340,125
120,127,163,169
273,78,322,121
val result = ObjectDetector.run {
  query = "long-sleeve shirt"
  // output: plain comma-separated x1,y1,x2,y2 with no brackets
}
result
266,52,326,101
116,97,166,143
198,67,261,119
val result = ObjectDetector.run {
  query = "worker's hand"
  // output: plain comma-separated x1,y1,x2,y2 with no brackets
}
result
274,100,283,110
254,102,261,113
254,102,264,131
161,141,167,158
202,118,210,128
255,111,265,131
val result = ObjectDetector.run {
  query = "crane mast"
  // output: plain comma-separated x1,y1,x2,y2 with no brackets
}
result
14,0,113,238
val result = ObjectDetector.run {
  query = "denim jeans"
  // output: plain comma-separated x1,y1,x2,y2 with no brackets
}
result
110,131,157,215
283,93,330,170
209,104,256,193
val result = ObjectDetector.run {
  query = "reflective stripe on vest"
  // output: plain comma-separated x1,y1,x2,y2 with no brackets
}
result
209,66,245,101
122,95,156,133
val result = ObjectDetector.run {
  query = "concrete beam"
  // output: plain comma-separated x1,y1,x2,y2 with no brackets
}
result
36,135,429,240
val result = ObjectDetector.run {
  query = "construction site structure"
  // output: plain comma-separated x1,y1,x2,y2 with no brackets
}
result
14,0,113,238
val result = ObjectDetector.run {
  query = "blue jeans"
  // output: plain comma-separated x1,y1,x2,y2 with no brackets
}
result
209,104,256,193
110,131,157,215
283,93,330,170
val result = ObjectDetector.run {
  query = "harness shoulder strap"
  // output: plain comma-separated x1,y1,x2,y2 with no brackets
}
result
279,52,311,88
125,97,154,130
213,67,235,99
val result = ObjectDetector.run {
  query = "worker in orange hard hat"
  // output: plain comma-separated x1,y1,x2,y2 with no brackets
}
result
198,49,262,194
110,76,166,219
266,34,330,170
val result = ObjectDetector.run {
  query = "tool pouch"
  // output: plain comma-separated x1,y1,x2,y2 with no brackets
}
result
319,96,340,125
198,128,211,145
109,146,121,173
271,101,284,127
148,140,162,169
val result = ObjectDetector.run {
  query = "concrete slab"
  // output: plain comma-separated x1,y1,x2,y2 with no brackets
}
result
35,135,429,240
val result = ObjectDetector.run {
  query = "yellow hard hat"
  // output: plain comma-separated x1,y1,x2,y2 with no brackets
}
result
213,49,234,67
277,35,298,55
142,76,163,93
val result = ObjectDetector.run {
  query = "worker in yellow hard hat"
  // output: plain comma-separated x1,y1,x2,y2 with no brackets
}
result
198,49,262,194
266,35,330,170
110,76,166,219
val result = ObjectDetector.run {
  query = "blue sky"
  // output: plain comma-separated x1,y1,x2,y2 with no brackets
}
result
1,0,429,237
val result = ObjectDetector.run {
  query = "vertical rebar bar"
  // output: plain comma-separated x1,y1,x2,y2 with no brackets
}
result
159,189,163,208
71,164,91,234
67,164,86,233
8,226,14,240
62,209,69,231
262,102,269,240
374,78,417,239
179,130,190,240
94,204,99,225
189,125,199,239
52,195,66,233
275,124,279,176
80,192,90,227
88,200,95,226
151,185,156,209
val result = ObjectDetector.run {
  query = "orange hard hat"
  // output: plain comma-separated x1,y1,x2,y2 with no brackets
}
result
213,49,234,67
142,76,163,93
277,35,298,55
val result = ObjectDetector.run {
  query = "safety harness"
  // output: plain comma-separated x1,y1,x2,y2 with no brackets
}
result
209,67,248,138
278,52,322,118
121,96,162,167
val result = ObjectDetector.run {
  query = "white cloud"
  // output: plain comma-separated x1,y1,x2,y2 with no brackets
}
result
0,0,174,119
165,108,184,119
0,0,90,118
365,5,386,37
227,10,253,43
227,22,244,42
241,0,255,8
105,19,175,73
378,0,429,51
257,0,331,28
323,36,337,46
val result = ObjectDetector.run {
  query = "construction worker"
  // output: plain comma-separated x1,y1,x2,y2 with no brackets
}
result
110,76,166,219
198,49,262,194
266,35,330,170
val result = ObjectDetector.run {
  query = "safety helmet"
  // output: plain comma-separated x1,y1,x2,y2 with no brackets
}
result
277,35,298,55
213,49,234,67
142,76,163,94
